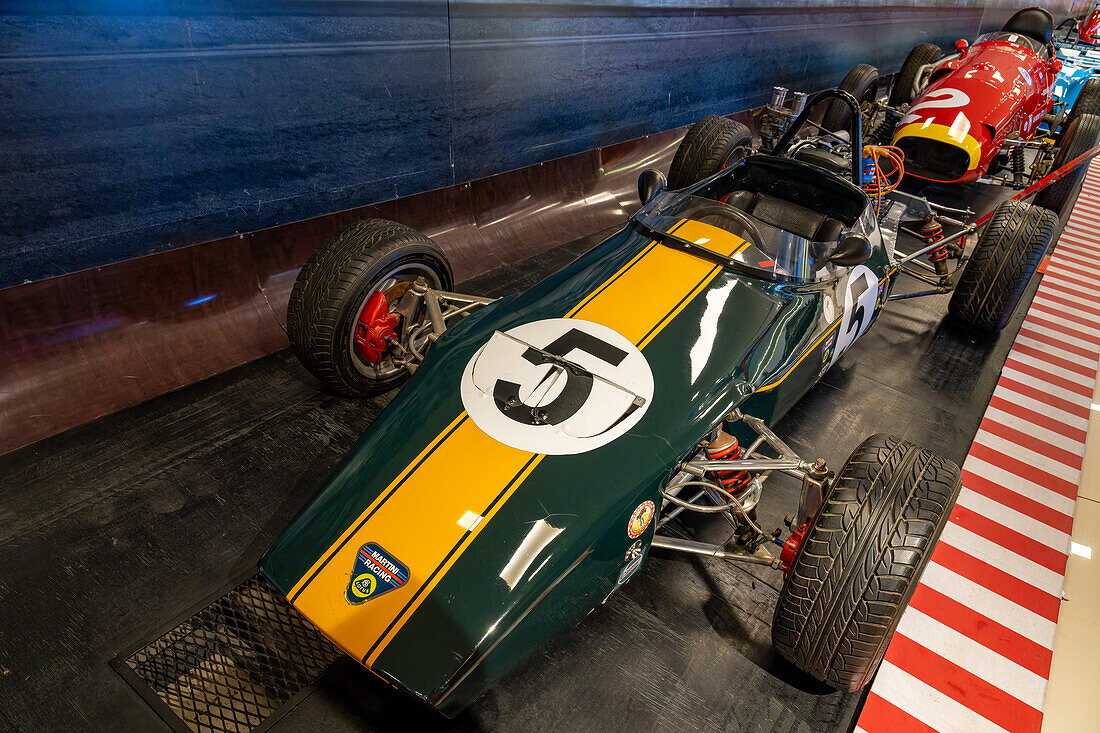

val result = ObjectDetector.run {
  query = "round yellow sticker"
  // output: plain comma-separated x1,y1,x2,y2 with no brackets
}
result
628,500,655,539
350,572,377,599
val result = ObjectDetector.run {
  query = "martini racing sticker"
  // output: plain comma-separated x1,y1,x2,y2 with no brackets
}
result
627,500,655,539
345,543,409,605
460,318,654,455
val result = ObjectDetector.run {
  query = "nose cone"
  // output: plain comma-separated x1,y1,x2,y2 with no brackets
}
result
892,114,987,183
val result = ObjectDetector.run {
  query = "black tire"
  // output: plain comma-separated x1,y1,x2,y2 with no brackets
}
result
947,200,1057,333
888,43,941,107
1064,77,1100,133
667,115,752,189
287,218,453,396
822,64,879,134
772,434,961,691
1037,113,1100,219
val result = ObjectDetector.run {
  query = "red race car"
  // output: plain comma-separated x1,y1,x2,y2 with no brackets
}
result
1055,4,1100,46
1079,8,1100,45
834,7,1100,217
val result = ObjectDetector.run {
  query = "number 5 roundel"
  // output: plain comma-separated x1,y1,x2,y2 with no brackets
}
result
827,264,880,370
460,319,655,455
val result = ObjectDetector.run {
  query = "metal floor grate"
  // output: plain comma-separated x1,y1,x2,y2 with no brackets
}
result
118,574,340,733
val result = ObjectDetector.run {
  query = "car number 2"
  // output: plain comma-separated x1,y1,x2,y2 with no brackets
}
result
899,87,971,126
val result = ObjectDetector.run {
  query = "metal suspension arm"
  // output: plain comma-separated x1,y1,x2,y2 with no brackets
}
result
650,534,781,568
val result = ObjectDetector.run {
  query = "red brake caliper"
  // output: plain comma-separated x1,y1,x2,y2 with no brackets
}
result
354,291,399,363
779,521,809,574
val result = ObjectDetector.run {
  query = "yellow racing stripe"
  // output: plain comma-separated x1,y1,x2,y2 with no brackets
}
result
754,320,841,393
565,242,657,318
573,219,750,345
287,410,470,601
293,417,536,662
363,453,547,664
288,218,750,665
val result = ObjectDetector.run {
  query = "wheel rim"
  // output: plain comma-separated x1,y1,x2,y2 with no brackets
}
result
721,142,751,172
348,263,443,379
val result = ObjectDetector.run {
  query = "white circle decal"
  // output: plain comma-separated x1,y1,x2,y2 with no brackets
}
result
460,319,654,455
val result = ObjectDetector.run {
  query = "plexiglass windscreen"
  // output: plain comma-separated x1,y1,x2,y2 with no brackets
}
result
633,191,842,283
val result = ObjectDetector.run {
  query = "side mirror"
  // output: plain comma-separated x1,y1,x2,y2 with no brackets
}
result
1051,58,1063,73
955,38,969,54
638,169,667,205
829,233,872,267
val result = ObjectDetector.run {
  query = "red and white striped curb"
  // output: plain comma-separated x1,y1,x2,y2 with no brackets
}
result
856,165,1100,733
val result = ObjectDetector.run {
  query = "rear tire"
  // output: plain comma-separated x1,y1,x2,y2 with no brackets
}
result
822,64,879,134
947,200,1057,333
287,218,453,396
772,434,961,691
888,43,941,107
667,115,752,189
1037,113,1100,220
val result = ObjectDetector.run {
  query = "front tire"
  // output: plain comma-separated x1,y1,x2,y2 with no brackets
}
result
1064,77,1100,133
822,64,879,134
888,43,941,107
667,115,752,190
1037,113,1100,220
947,200,1057,334
772,434,961,691
287,218,453,396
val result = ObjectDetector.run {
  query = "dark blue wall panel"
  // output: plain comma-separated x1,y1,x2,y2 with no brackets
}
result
0,0,1079,287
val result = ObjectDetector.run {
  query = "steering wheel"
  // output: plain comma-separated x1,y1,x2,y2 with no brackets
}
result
694,204,766,251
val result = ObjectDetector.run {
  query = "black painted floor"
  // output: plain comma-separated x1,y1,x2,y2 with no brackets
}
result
0,208,1039,732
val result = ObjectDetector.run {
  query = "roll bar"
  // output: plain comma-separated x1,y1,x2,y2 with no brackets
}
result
769,88,863,187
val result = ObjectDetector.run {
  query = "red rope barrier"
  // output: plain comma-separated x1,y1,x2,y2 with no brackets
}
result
973,143,1100,227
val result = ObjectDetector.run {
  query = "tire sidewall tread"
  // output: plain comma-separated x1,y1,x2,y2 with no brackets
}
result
771,434,961,691
1037,113,1100,217
667,115,752,190
287,218,453,395
947,200,1058,333
889,43,941,107
823,64,879,133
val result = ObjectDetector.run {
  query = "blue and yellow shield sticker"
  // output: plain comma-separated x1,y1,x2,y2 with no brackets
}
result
345,543,410,605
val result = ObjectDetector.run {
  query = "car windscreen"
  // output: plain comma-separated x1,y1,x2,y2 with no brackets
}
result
632,191,839,283
975,32,1049,57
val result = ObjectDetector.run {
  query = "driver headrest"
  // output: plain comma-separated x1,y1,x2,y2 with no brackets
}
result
1001,7,1054,45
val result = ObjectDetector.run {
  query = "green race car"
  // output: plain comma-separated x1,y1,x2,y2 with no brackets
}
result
259,89,1050,715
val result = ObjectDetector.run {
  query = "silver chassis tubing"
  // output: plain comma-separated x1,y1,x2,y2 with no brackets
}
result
760,92,978,305
654,410,830,569
401,279,497,365
885,221,976,300
765,86,999,306
885,193,978,302
651,534,781,567
892,225,975,268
